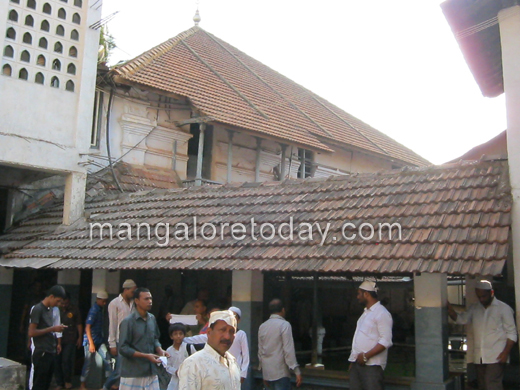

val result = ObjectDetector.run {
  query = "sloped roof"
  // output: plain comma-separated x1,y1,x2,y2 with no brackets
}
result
113,27,429,167
87,162,182,194
448,130,507,163
0,160,510,275
441,0,520,97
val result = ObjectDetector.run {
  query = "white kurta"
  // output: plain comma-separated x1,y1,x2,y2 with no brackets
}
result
456,297,517,364
178,344,240,390
165,343,197,390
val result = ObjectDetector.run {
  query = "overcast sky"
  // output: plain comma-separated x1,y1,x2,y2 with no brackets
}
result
100,0,506,165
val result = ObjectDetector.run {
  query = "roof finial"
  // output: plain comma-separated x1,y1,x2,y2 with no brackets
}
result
193,0,201,26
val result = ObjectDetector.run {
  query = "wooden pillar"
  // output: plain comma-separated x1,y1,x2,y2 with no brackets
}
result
311,273,319,365
280,144,288,181
227,130,234,183
195,123,206,187
255,138,262,182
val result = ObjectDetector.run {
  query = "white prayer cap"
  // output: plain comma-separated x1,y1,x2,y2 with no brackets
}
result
476,280,493,290
229,306,242,318
122,279,136,289
359,281,378,292
97,290,109,299
209,310,237,330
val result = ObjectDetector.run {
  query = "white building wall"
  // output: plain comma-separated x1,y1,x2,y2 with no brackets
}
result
0,0,101,174
210,125,399,183
87,87,193,179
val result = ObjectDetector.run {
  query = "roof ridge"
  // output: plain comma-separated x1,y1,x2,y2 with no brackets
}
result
113,26,201,77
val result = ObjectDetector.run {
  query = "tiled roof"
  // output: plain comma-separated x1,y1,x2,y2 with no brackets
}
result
113,27,430,167
87,162,182,194
0,160,510,275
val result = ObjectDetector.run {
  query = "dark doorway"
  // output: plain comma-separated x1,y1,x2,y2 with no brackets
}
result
7,269,57,362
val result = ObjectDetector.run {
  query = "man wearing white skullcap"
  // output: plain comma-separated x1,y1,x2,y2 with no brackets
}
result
348,281,393,390
105,279,137,390
448,280,517,390
178,310,241,390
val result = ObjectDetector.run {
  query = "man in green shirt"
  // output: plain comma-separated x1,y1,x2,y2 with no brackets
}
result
119,287,169,390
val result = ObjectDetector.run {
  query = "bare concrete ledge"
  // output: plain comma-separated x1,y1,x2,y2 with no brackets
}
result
0,358,26,390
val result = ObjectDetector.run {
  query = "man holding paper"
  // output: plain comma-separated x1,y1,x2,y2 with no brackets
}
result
119,287,169,390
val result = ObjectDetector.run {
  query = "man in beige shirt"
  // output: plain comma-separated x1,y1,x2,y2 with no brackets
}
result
104,279,137,390
178,310,241,390
258,299,302,389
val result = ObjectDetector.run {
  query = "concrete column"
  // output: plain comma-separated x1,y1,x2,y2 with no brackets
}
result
227,130,234,183
63,172,87,226
255,138,262,182
195,123,206,187
280,144,288,181
498,5,520,354
91,270,120,304
412,273,454,390
57,270,81,304
232,270,263,390
0,268,13,357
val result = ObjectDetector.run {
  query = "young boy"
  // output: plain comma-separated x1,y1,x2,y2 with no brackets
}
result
166,323,197,390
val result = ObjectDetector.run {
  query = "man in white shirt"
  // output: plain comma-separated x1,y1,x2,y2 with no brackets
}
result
258,299,302,389
182,306,250,384
178,310,241,390
104,279,136,390
448,280,517,390
348,281,393,390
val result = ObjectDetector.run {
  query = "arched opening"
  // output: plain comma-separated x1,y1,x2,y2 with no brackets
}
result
72,13,81,24
2,64,12,76
67,63,76,75
6,28,16,40
74,0,82,7
66,80,74,92
42,3,51,15
25,15,34,27
8,10,18,22
40,20,50,32
3,45,14,58
70,29,79,41
69,46,77,57
38,37,48,49
58,8,66,19
37,54,45,66
52,58,61,71
20,50,30,62
50,76,59,88
22,32,32,44
35,72,44,84
54,41,63,54
10,0,21,3
19,68,28,80
27,0,36,9
56,25,64,36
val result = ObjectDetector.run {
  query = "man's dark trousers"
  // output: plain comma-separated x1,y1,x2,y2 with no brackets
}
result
32,349,55,390
349,363,384,390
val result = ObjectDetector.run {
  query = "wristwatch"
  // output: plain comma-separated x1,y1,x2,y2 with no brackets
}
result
363,353,368,363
